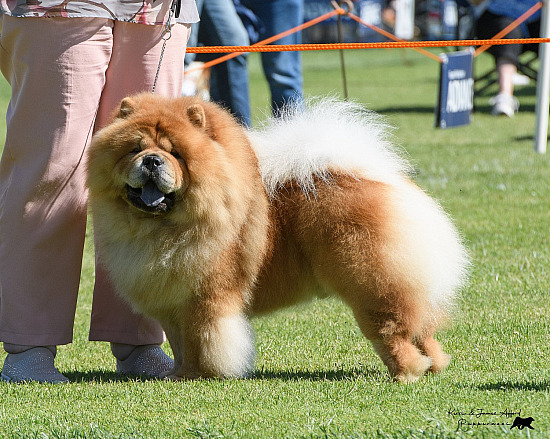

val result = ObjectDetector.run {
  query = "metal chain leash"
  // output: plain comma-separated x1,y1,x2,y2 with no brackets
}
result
152,0,180,94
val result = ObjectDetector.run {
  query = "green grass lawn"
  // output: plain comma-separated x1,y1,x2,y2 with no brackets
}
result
0,47,549,438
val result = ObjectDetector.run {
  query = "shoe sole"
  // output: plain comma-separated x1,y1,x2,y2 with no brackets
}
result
0,372,12,383
492,109,514,117
0,371,68,384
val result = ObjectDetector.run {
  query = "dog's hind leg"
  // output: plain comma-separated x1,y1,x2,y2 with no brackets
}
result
351,308,432,383
371,336,432,383
414,329,451,373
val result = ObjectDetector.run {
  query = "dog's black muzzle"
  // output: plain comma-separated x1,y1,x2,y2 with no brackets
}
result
126,155,176,214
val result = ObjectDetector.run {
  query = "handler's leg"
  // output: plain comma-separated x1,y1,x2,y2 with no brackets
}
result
0,16,114,382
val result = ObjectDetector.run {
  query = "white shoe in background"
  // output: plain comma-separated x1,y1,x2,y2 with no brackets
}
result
489,93,519,117
512,73,530,86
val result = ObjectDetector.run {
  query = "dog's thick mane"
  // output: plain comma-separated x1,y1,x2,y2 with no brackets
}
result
247,97,412,197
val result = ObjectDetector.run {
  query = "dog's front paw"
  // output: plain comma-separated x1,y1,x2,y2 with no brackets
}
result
163,368,204,381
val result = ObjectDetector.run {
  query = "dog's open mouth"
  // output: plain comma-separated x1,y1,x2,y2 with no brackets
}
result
126,181,175,214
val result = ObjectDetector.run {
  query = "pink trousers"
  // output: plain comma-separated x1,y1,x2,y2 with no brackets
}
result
0,16,191,346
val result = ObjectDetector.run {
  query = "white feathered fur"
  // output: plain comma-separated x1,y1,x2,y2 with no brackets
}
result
248,97,412,197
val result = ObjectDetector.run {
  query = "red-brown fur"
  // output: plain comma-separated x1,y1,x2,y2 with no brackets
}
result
251,175,450,380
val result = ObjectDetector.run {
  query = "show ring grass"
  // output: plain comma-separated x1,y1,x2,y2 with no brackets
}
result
0,48,549,438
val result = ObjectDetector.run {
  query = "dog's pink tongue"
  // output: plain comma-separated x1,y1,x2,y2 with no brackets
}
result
140,181,165,207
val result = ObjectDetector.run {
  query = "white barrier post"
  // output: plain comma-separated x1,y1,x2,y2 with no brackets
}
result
534,0,550,153
395,0,415,40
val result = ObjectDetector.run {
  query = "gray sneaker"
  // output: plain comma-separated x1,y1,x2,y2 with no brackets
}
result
1,347,69,384
116,345,174,378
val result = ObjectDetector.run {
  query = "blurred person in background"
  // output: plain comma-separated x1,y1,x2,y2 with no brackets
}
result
476,0,541,117
183,0,251,125
240,0,304,115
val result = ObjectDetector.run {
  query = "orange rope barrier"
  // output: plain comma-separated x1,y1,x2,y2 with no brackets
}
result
474,1,543,56
346,12,442,62
186,38,550,54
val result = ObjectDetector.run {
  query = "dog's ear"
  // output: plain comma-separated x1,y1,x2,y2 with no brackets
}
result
117,97,137,119
186,104,206,129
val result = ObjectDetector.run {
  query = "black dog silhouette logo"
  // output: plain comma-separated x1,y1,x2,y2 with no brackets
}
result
510,416,535,430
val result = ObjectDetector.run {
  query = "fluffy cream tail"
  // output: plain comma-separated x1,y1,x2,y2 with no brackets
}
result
248,97,412,198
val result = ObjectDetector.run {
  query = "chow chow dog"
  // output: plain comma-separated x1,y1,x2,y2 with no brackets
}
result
86,94,469,383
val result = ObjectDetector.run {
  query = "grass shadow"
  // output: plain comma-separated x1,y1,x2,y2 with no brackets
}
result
252,367,385,381
64,370,156,383
514,86,537,97
473,84,536,99
473,102,537,114
475,380,550,392
65,367,386,383
375,105,436,115
472,103,492,114
514,134,550,142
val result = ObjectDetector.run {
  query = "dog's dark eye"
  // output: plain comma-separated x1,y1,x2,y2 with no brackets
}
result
171,150,182,160
131,147,141,154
